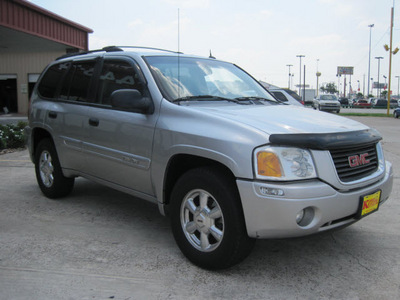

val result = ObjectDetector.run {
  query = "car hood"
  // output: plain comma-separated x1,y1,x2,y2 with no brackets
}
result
192,104,368,135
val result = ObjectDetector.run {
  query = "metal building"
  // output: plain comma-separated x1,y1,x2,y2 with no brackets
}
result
0,0,93,115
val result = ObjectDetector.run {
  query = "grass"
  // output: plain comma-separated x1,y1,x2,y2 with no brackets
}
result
339,112,393,117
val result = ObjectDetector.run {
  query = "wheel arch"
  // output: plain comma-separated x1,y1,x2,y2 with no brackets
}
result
31,127,54,158
162,154,238,213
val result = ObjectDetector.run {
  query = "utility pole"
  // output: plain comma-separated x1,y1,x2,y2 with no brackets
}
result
286,64,293,89
316,59,321,97
367,24,374,98
375,57,384,98
296,55,305,99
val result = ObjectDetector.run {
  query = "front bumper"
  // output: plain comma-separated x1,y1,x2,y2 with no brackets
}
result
237,161,393,239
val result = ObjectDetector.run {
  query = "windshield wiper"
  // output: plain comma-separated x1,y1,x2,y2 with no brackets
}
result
172,95,239,103
235,96,278,103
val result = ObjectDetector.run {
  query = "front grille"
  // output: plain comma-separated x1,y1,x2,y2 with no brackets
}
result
330,143,379,182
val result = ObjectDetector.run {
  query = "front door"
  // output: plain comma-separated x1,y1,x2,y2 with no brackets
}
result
83,58,157,196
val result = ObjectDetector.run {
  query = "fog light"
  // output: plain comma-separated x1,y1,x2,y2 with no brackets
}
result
296,207,315,227
296,210,305,224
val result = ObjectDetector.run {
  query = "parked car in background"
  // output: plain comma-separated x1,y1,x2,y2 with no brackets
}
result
268,88,304,106
393,107,400,118
353,99,372,108
313,94,341,113
374,99,398,109
338,97,349,107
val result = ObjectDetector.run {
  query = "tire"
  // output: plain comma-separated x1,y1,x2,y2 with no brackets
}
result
35,138,74,198
170,166,255,269
394,111,399,118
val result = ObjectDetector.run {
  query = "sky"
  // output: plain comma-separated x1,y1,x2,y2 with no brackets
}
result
29,0,400,96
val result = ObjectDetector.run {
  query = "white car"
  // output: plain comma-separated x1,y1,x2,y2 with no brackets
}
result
313,94,341,113
268,88,304,106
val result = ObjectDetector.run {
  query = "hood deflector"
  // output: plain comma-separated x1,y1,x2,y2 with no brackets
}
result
269,129,382,150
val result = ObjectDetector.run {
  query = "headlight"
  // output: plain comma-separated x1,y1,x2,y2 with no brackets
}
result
254,146,317,181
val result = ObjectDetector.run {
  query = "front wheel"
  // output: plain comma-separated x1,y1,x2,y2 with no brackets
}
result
170,167,255,269
35,139,74,198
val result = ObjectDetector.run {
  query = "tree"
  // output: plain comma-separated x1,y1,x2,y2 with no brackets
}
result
320,82,338,94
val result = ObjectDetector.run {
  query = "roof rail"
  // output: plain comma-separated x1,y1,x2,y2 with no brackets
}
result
56,46,182,61
113,46,183,54
56,46,123,60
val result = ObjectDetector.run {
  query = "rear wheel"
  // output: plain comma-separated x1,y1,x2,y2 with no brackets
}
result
170,167,255,269
35,139,74,198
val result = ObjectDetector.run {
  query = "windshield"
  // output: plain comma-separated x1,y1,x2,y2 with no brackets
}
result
320,95,338,100
145,56,277,103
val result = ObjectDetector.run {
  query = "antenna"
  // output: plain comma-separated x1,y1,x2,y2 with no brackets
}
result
178,8,181,99
209,50,216,59
177,8,180,53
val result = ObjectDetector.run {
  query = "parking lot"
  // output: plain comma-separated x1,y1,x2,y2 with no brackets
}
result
0,116,399,300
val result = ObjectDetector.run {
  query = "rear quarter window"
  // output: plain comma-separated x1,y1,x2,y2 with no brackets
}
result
37,62,70,99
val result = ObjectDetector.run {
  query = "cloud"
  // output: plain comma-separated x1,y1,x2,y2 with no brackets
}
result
89,36,110,50
128,19,143,28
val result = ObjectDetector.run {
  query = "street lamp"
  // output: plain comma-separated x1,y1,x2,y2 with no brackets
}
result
286,64,293,89
375,56,384,97
296,55,305,98
367,24,374,98
316,59,321,96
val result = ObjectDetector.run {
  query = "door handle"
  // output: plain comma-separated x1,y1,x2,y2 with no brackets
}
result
48,111,57,119
89,118,99,127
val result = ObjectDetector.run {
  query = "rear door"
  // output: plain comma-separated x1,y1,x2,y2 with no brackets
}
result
37,60,97,172
82,57,157,196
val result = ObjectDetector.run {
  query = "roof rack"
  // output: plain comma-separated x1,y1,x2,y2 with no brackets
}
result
56,46,182,60
114,46,183,54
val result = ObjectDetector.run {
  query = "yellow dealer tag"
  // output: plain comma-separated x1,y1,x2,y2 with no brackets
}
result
360,190,381,218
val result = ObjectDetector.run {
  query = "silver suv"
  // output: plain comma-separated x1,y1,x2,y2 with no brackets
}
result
26,46,393,269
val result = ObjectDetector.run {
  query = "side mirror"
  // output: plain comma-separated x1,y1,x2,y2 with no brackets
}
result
111,89,154,114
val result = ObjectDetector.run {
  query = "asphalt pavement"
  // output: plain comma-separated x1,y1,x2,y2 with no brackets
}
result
0,116,399,299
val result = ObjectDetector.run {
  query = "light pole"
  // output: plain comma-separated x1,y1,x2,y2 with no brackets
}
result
336,74,341,96
383,75,387,92
375,56,383,98
371,78,374,96
367,24,374,98
296,55,305,98
286,64,293,89
316,59,321,96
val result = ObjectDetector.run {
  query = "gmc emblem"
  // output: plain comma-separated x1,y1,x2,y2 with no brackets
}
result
348,153,370,168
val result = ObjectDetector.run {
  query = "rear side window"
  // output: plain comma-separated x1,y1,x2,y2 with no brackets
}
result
37,63,70,98
60,62,96,102
96,60,142,105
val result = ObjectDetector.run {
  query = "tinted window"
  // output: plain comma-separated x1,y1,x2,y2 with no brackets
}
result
38,62,70,98
97,60,142,105
59,62,96,102
285,89,302,101
271,91,288,102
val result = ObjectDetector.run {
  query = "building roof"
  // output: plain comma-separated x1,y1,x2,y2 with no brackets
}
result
0,0,93,51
